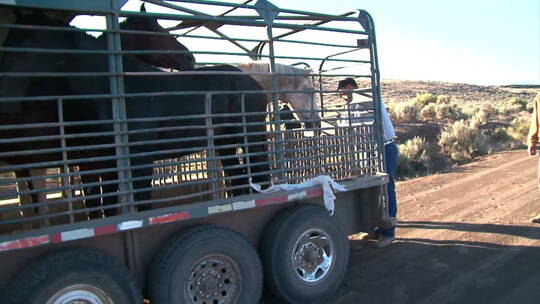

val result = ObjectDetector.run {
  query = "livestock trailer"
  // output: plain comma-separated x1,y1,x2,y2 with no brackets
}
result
0,0,390,303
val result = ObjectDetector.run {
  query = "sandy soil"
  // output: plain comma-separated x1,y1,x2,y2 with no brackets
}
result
263,149,540,303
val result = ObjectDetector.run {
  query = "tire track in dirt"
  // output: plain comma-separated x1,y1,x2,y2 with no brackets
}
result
398,150,532,205
397,150,536,225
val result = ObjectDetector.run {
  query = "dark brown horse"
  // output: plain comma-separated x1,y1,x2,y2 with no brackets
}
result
1,7,196,219
0,13,268,219
115,4,195,71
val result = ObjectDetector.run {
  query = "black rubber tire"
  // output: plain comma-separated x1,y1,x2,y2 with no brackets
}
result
148,225,263,304
260,203,350,304
2,249,142,304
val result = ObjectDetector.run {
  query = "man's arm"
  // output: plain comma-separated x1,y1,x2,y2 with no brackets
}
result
528,95,540,155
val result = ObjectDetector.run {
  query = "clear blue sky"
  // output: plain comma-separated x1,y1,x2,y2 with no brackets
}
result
272,0,540,85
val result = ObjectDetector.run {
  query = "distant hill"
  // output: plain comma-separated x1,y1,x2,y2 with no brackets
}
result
377,79,539,104
321,78,539,105
501,84,540,89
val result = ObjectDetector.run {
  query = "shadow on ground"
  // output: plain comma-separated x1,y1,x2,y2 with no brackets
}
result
261,222,540,304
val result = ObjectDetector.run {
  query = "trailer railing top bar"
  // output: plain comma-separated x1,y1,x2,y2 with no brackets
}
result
116,10,368,35
161,0,359,22
0,51,367,70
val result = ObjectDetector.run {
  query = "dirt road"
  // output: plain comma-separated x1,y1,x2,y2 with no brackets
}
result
264,150,540,303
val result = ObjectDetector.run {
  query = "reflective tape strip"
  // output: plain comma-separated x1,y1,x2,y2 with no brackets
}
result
232,200,255,210
0,235,49,252
94,224,117,236
149,212,190,225
255,195,288,207
307,188,324,197
56,228,95,242
288,191,307,201
117,220,143,231
0,188,326,253
208,204,232,214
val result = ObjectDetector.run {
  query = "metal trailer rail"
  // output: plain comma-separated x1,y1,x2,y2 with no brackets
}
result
0,1,389,303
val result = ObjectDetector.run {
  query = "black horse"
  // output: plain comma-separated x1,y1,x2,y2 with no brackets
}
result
0,13,269,218
1,8,197,219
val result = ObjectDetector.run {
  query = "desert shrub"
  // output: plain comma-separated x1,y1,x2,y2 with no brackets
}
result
508,97,528,110
420,103,437,121
460,104,477,118
435,103,465,121
386,101,397,121
397,136,433,176
438,120,488,163
508,116,530,144
397,153,415,177
393,101,420,122
415,93,438,106
470,105,496,127
436,95,451,104
527,99,535,113
504,104,525,115
490,127,512,142
499,97,529,115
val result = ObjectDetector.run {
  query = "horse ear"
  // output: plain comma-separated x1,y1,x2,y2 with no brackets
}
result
140,3,146,12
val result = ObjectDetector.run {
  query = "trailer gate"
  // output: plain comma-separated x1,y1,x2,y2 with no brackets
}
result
0,0,386,251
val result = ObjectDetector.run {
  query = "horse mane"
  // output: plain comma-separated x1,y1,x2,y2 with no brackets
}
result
237,62,311,75
236,62,312,91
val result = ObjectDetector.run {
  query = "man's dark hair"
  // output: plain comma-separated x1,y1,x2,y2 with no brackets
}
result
337,77,358,90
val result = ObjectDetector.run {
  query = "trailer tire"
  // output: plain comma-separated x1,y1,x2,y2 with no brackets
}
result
260,203,349,304
148,225,263,304
2,249,142,304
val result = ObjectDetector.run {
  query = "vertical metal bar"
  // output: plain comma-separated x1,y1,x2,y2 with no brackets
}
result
240,94,252,193
57,97,74,223
262,7,286,182
359,10,389,221
107,0,141,286
204,93,219,200
106,0,134,211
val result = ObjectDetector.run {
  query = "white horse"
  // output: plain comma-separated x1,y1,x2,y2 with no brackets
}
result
236,63,320,128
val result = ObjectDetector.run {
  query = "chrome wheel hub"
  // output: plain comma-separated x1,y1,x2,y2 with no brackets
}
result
47,284,112,304
292,228,334,283
186,255,241,304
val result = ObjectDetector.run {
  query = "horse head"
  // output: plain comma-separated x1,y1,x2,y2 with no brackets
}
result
119,4,196,71
284,69,321,129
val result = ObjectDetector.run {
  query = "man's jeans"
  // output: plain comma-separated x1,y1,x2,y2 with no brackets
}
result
382,141,398,237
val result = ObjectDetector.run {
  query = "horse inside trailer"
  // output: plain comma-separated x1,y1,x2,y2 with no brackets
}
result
0,12,270,218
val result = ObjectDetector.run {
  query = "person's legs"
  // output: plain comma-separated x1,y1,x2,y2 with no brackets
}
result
533,156,540,223
376,141,398,247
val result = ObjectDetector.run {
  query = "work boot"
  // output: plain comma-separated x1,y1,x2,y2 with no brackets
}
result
360,231,380,240
375,235,395,248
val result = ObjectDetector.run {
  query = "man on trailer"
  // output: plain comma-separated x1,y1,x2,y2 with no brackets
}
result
338,77,398,247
